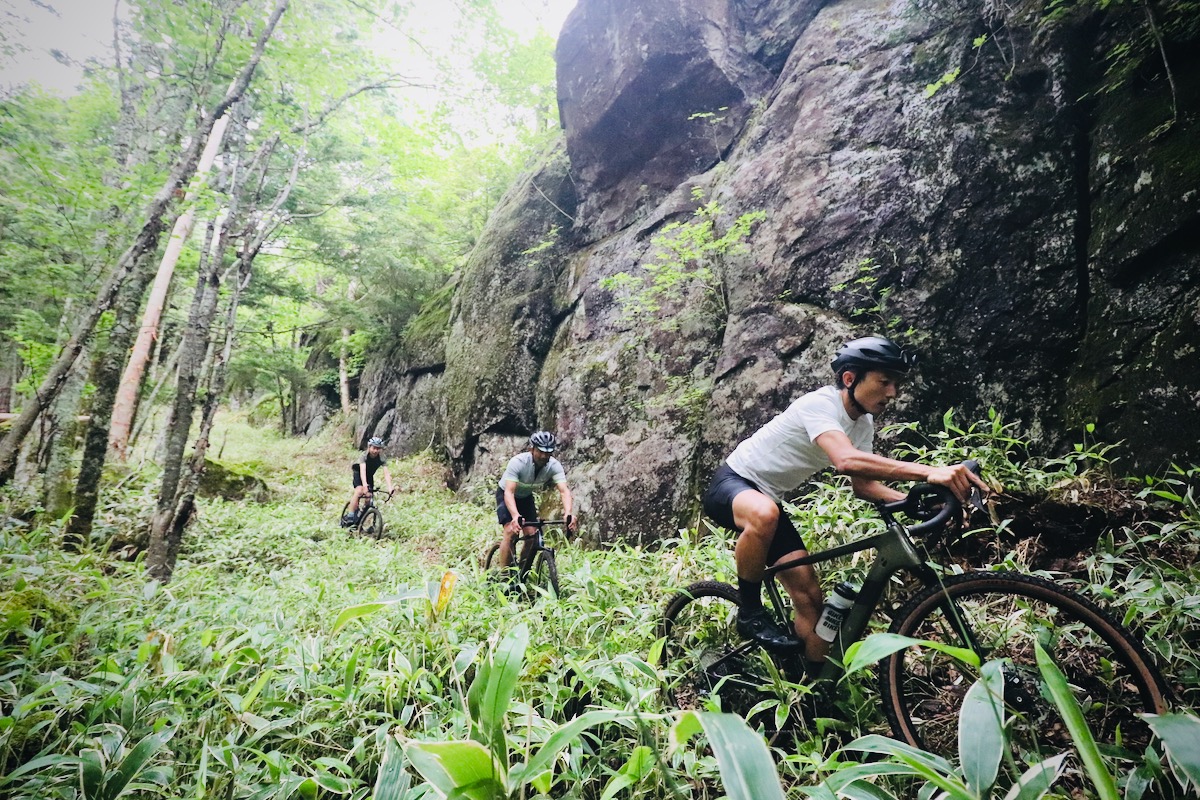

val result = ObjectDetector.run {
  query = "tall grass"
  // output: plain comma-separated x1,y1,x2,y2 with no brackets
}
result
0,409,1197,798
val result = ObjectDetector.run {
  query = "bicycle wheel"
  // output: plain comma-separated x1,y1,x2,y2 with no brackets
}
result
881,572,1168,766
339,502,352,528
528,549,561,597
658,581,796,720
357,507,384,539
483,543,501,570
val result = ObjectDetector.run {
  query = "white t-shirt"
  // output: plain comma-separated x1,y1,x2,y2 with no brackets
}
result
725,385,874,502
498,452,567,498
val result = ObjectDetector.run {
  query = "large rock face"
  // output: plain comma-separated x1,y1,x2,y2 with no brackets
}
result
363,0,1200,541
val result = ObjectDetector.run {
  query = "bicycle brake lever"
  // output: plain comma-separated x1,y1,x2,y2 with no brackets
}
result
968,486,985,514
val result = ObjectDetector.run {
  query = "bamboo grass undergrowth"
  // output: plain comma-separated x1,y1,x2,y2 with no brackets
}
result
0,410,1197,799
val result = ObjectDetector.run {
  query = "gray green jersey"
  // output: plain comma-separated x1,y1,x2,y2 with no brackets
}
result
499,452,567,498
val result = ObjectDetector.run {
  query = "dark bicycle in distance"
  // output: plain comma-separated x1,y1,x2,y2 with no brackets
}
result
483,516,571,598
339,488,394,539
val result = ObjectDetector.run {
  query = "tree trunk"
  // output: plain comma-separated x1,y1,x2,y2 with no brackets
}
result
0,0,290,489
0,348,16,414
339,279,358,413
146,217,227,582
163,253,253,560
63,260,157,549
42,343,91,519
108,113,233,463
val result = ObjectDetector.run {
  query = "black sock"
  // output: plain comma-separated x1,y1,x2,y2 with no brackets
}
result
737,578,763,614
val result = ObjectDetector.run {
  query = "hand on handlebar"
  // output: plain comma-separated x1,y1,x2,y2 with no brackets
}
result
925,462,990,506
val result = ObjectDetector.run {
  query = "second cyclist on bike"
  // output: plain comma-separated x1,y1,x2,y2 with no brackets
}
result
702,335,989,670
494,432,578,579
342,436,395,527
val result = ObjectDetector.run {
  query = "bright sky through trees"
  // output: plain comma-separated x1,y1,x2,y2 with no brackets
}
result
0,0,578,97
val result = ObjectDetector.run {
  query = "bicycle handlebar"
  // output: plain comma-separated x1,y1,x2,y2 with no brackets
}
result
878,459,982,538
516,516,573,528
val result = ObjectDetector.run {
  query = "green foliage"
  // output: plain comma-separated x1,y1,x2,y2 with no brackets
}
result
2,411,1199,799
829,257,916,342
600,189,765,335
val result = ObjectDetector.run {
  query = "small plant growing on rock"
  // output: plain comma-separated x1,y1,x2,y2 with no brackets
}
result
600,188,765,336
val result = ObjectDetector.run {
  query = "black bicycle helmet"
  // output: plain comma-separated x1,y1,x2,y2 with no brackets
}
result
367,436,384,447
529,431,558,452
831,336,916,378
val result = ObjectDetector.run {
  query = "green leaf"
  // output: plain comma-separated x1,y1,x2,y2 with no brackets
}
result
1144,713,1200,790
600,746,654,800
1002,753,1067,800
80,748,104,798
960,660,1005,795
0,753,84,784
510,709,629,785
1034,640,1120,800
101,726,177,800
331,587,428,633
466,623,528,770
671,711,786,800
843,633,980,676
845,735,971,800
374,736,411,800
402,740,504,800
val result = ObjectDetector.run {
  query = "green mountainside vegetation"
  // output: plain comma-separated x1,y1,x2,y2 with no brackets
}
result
2,410,1199,798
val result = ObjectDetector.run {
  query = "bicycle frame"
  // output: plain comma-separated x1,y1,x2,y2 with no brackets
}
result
763,519,932,679
511,518,570,576
760,487,969,683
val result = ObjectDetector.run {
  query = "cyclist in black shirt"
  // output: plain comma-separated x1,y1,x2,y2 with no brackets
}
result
342,437,394,527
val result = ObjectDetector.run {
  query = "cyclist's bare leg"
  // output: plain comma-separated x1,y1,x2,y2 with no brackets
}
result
497,526,518,569
774,549,828,663
349,484,370,513
731,488,780,583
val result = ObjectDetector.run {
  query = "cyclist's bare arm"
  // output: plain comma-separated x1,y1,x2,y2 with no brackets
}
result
556,483,577,531
817,430,988,504
503,482,522,535
382,466,394,494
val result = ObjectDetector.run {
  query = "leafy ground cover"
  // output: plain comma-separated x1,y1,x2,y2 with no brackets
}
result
1,411,1198,799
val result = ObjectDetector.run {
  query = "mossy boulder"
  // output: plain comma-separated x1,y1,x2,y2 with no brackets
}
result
197,458,269,503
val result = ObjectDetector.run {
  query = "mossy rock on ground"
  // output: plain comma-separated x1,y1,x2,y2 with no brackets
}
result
198,458,269,502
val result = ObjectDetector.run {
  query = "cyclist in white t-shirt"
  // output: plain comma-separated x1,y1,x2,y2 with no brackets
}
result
494,431,578,574
702,336,989,668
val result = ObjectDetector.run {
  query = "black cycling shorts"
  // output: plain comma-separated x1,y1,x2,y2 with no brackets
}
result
702,462,806,564
351,470,375,491
495,488,538,526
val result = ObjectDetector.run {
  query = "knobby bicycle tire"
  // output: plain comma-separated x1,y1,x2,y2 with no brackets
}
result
657,581,802,723
880,571,1168,768
483,543,501,570
529,549,561,598
357,507,384,539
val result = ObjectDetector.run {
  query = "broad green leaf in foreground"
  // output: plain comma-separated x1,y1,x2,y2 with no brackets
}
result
1034,640,1120,800
843,633,980,677
1144,713,1200,791
402,739,504,800
671,711,785,800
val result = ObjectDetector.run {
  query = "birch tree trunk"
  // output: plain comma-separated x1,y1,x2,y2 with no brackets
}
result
0,0,290,489
107,113,233,462
339,280,358,413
